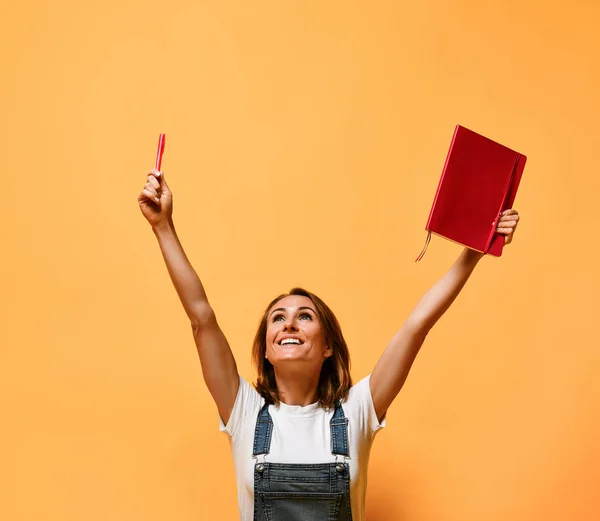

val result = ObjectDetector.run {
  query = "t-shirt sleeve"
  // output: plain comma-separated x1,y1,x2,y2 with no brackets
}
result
219,374,264,439
346,373,387,436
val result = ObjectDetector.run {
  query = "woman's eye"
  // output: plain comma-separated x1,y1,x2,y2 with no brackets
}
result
272,313,312,322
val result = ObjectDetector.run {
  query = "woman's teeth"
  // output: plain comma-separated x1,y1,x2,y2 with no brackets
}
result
280,339,302,345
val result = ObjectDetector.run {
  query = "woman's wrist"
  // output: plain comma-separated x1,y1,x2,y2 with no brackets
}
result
152,218,175,235
462,247,485,266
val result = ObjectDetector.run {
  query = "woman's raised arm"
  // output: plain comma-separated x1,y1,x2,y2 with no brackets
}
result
369,210,520,422
138,170,239,424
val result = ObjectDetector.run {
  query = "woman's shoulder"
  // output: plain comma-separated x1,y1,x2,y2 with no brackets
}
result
219,374,265,438
345,373,373,403
239,374,264,398
343,373,385,435
236,374,266,412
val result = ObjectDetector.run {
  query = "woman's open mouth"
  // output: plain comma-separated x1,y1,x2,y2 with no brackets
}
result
278,337,304,346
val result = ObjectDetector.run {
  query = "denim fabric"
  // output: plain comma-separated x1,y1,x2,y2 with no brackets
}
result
330,405,349,457
252,402,353,521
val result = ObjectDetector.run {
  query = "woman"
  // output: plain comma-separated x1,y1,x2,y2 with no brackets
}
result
138,168,520,521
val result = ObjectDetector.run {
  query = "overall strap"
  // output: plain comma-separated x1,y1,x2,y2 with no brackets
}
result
330,402,349,457
252,402,273,457
253,400,350,457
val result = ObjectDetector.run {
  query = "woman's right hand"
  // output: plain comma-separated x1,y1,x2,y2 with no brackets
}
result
137,169,173,228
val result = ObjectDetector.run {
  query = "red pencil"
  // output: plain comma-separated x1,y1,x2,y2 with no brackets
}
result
155,133,165,171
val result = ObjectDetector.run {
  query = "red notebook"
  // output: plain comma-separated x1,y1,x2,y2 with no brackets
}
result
415,125,526,261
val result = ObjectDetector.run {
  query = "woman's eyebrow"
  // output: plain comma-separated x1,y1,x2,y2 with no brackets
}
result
269,306,316,316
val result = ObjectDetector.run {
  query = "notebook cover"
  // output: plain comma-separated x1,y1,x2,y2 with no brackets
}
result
422,125,526,257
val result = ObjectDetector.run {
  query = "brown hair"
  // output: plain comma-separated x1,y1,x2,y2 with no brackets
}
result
252,287,352,409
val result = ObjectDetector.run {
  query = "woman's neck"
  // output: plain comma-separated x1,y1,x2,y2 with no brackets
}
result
274,368,320,406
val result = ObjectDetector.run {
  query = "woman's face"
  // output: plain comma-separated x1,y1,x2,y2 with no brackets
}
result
265,295,331,369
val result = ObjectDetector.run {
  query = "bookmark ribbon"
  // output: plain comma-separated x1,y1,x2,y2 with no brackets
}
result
415,231,432,262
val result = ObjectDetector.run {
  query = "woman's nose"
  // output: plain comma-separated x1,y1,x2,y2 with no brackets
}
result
284,319,298,330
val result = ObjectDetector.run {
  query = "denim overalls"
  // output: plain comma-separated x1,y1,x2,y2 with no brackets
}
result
252,401,353,521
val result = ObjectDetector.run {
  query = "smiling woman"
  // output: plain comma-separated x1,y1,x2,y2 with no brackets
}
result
137,167,521,521
224,288,377,521
253,289,352,409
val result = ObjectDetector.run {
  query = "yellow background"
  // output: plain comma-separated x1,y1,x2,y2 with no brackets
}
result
2,1,599,520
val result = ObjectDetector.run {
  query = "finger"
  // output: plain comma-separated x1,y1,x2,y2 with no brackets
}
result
147,175,160,191
498,215,519,223
497,220,519,229
142,188,160,204
496,221,518,228
144,181,159,198
147,169,163,180
505,235,513,244
497,218,518,227
496,226,516,234
500,209,518,217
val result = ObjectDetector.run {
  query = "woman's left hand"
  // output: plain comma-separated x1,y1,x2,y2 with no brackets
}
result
496,209,520,245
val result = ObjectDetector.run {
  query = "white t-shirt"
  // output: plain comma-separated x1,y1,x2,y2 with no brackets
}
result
219,373,386,521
